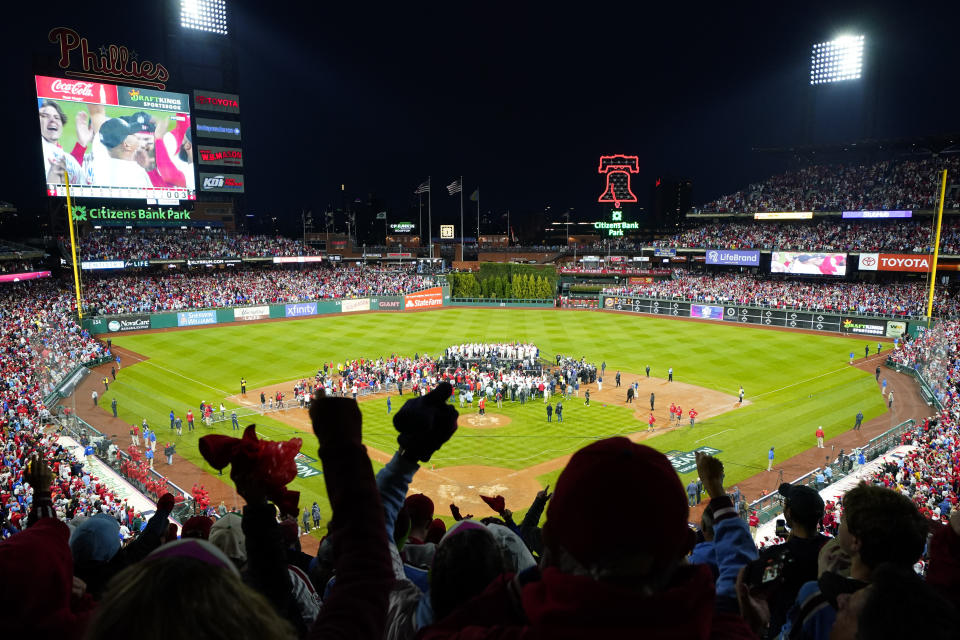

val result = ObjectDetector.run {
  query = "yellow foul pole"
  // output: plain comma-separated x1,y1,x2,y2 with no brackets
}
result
64,172,84,319
925,169,948,326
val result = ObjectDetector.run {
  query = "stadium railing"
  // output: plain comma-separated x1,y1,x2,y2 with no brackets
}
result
43,354,114,408
747,418,916,525
54,411,194,523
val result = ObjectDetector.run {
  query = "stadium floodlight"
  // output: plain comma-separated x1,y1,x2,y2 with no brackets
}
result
809,34,864,85
180,0,228,36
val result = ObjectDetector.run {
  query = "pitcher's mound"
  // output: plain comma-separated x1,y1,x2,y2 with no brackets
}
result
459,413,512,429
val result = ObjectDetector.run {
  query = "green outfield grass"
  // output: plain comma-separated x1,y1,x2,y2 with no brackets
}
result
104,308,889,533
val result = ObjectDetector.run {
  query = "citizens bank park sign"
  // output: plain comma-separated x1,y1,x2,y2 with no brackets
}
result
858,253,933,273
71,206,190,222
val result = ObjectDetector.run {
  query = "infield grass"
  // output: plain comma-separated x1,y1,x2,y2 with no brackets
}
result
105,308,889,532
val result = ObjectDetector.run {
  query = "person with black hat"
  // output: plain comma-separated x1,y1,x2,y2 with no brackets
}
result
89,117,152,188
749,483,829,637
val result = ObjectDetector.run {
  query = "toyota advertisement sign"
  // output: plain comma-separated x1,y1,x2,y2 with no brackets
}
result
705,249,760,266
858,253,932,273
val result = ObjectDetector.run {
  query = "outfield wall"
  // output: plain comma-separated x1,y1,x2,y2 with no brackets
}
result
599,295,911,338
82,288,450,335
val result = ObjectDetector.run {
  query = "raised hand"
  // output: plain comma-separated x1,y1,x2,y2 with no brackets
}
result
393,381,458,462
309,388,363,450
695,451,726,500
75,110,93,147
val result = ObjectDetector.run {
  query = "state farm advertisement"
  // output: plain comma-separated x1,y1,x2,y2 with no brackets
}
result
858,253,932,273
404,287,444,310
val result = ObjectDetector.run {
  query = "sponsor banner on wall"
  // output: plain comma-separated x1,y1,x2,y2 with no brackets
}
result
196,117,241,140
341,298,371,313
234,305,269,321
753,212,813,220
886,321,907,338
842,210,912,219
285,302,317,318
628,277,653,284
186,257,241,266
376,298,402,310
177,310,217,327
193,89,241,114
654,248,676,257
106,316,150,332
81,260,125,270
841,318,887,336
404,287,444,310
197,145,243,167
273,256,323,264
705,249,760,266
690,304,724,320
859,253,932,273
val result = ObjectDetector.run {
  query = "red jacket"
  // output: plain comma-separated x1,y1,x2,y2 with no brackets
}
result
417,565,756,640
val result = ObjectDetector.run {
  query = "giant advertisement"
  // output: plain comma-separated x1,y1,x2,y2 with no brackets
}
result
196,117,241,141
404,287,444,310
771,252,847,276
177,310,217,327
37,75,195,200
858,253,932,273
841,318,888,336
705,249,760,266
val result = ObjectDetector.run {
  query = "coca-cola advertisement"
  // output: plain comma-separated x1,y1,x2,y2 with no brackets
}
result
36,75,196,201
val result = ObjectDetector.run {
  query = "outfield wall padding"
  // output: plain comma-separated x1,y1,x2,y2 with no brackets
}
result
599,295,912,337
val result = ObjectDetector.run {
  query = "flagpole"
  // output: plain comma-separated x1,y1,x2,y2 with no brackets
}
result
64,171,83,319
476,188,480,246
507,210,511,246
428,176,433,260
460,175,464,258
418,193,422,252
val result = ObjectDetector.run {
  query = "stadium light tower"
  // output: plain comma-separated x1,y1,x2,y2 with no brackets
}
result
809,35,864,85
180,0,229,36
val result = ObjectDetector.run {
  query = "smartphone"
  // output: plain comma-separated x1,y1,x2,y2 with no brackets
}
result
775,518,789,538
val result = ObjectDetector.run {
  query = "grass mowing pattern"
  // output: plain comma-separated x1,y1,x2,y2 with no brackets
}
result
107,309,887,529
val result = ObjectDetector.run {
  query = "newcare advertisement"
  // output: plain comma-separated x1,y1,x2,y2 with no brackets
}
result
106,315,150,332
705,249,760,266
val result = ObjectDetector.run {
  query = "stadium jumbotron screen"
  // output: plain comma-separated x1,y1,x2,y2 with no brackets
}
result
37,75,195,201
770,251,847,276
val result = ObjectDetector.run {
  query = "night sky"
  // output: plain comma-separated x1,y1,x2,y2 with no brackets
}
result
5,1,959,237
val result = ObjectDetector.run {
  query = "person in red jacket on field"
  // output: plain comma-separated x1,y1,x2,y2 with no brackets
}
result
647,413,656,432
689,408,699,428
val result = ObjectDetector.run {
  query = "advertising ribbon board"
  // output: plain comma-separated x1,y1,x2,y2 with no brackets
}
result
404,287,444,310
376,298,403,310
886,321,907,338
841,318,887,336
690,304,724,320
859,253,932,273
705,249,760,266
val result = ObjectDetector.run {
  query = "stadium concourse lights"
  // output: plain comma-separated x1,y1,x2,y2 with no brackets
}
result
810,34,864,85
180,0,228,36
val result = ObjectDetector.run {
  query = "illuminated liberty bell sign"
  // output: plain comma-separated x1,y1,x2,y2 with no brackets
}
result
597,154,639,207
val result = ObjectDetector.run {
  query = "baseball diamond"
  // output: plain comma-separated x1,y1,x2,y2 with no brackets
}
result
81,306,892,532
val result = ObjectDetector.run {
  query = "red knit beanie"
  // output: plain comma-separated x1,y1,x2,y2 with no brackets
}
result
545,437,689,566
404,493,435,526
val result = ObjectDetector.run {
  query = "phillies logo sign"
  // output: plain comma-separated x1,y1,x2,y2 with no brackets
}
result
48,27,170,89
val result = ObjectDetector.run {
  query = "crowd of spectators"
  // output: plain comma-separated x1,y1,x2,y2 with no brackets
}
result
75,228,322,261
654,217,960,253
83,265,433,315
699,155,960,213
603,268,960,318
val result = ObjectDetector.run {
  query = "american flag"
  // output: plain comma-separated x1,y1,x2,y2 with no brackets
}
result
446,179,462,195
414,180,430,194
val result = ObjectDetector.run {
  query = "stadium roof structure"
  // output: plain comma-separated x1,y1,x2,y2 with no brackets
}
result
0,239,44,259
